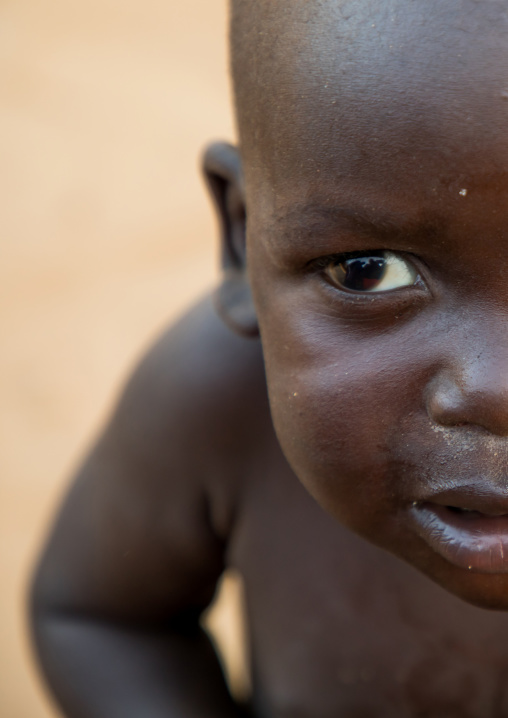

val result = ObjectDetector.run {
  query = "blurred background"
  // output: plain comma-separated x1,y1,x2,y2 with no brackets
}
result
0,1,246,715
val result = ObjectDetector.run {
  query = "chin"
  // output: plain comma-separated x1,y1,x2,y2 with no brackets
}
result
447,583,508,612
418,555,508,612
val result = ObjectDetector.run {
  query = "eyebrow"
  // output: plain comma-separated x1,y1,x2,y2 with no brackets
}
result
267,202,441,257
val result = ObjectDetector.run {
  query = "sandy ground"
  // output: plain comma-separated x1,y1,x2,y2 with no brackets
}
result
0,2,247,715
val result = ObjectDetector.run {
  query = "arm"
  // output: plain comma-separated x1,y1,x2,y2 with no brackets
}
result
30,295,264,718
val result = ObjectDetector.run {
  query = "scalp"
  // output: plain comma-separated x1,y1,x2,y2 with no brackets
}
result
230,0,508,190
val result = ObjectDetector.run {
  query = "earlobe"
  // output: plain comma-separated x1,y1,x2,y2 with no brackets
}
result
202,142,259,338
214,271,259,338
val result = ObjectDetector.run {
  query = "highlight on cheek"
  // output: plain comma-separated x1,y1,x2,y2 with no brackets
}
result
325,251,418,293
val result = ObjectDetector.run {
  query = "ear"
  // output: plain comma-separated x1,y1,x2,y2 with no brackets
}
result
202,142,259,338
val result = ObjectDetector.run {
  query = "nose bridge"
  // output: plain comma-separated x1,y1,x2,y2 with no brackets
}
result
427,314,508,436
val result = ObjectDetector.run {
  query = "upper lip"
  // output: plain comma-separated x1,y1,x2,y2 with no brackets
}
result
417,481,508,517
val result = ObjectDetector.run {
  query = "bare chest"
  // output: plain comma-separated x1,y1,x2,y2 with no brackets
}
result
228,461,508,718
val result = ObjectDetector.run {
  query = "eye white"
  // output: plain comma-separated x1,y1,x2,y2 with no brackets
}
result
372,252,416,291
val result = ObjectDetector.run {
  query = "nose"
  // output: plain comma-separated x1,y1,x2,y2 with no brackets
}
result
427,346,508,437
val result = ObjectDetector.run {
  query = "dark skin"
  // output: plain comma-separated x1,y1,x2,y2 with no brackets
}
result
31,1,508,716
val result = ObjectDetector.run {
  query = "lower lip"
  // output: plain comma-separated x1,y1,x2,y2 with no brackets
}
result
410,503,508,573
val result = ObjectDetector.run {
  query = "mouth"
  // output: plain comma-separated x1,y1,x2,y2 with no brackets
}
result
410,490,508,574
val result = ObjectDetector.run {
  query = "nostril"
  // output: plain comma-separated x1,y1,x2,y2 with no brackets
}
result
426,367,508,438
427,393,469,428
426,374,503,434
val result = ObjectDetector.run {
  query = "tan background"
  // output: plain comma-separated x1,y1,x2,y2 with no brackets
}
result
0,1,238,715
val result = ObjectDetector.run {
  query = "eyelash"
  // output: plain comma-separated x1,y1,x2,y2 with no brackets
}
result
310,249,411,270
311,250,373,270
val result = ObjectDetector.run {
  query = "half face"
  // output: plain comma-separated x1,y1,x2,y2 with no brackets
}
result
244,0,508,608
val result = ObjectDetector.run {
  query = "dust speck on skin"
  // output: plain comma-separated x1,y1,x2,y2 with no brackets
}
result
429,423,503,456
459,188,468,197
430,424,475,452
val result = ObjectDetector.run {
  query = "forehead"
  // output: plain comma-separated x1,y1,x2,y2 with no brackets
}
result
240,0,508,232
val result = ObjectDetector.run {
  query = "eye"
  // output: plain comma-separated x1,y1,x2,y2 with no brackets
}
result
325,251,418,293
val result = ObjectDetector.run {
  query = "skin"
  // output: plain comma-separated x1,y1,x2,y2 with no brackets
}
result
31,1,508,716
243,0,508,608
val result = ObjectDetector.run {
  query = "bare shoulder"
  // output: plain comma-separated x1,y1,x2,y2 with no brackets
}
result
112,294,268,487
32,294,269,622
122,293,265,409
106,292,270,532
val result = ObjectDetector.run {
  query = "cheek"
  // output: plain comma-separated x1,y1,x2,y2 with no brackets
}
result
259,301,427,535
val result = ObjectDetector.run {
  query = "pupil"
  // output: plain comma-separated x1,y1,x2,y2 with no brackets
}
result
343,256,386,291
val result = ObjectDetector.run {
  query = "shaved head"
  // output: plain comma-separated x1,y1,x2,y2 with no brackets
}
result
230,0,508,196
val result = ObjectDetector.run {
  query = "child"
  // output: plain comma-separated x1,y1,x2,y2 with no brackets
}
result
31,1,508,715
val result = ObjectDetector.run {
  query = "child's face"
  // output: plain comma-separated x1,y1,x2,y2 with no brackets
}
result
244,0,508,608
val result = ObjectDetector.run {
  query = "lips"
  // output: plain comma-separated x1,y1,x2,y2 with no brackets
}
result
410,485,508,573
